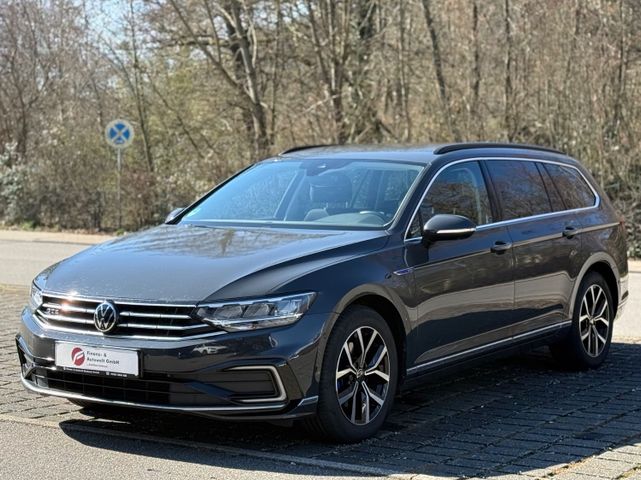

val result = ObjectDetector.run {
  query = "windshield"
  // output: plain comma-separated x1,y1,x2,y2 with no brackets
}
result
180,159,424,229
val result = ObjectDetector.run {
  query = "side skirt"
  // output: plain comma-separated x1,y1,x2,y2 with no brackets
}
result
401,321,571,390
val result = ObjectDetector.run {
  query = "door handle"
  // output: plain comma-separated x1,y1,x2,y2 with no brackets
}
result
491,241,512,254
562,226,578,239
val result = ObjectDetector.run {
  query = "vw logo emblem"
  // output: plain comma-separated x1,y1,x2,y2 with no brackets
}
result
94,301,119,333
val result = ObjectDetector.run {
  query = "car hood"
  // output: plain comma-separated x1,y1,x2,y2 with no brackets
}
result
39,224,389,303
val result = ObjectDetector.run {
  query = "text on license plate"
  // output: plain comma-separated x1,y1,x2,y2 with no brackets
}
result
55,342,139,378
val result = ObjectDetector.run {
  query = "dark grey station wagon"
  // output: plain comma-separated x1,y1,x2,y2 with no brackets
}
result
16,143,629,442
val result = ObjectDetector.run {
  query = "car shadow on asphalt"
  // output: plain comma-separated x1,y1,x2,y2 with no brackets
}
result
58,342,641,478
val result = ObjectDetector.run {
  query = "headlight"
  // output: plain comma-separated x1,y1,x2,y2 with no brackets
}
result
195,292,316,332
29,283,43,312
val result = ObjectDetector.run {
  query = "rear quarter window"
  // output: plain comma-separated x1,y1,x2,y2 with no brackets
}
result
543,163,596,210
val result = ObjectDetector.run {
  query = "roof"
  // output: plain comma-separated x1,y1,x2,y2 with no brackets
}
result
278,144,441,163
276,142,569,165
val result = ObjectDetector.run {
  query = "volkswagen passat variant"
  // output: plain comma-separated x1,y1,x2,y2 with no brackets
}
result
16,143,628,442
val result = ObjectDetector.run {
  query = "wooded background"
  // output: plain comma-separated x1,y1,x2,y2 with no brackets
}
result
0,0,639,255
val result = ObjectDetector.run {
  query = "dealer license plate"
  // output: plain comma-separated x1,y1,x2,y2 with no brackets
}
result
55,342,139,378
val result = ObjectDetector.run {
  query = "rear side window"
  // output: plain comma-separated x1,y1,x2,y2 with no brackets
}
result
536,163,565,212
486,160,551,220
408,161,493,237
543,163,596,209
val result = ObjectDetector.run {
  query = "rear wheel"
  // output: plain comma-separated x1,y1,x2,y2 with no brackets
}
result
304,306,398,442
551,272,613,369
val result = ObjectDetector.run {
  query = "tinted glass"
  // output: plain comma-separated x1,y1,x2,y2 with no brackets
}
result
543,163,596,209
408,161,492,237
487,160,551,220
181,160,423,229
537,163,565,212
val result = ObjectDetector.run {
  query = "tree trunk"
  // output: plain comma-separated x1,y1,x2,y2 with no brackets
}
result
421,0,461,141
471,0,481,136
504,0,514,141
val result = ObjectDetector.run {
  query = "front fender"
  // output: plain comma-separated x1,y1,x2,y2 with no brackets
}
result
275,247,415,385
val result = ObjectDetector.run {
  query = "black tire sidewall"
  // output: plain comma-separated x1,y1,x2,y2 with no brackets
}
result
567,272,614,368
315,306,398,442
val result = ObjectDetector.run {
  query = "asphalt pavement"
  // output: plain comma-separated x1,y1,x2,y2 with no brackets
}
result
0,420,385,480
0,229,113,287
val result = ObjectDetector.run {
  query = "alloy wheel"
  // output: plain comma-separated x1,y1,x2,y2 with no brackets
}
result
579,284,610,357
335,326,391,425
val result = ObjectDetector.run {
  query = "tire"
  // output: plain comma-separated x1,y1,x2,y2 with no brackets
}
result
304,305,398,443
551,272,614,370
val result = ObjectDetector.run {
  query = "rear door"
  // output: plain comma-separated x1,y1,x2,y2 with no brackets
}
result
484,159,583,335
405,161,515,369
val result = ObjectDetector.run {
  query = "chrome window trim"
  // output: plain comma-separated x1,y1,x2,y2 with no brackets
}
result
404,156,600,241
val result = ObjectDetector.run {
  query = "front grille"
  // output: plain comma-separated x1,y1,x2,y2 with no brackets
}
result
35,293,221,340
30,367,221,406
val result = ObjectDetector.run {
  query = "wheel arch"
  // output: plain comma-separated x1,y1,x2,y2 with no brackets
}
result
570,253,620,319
315,285,411,389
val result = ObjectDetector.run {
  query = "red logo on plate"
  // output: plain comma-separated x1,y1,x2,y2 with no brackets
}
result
71,347,85,366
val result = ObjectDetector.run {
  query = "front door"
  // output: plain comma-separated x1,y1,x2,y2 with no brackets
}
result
404,160,515,371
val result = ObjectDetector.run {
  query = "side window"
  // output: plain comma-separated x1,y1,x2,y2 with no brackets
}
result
543,163,596,209
486,160,551,220
407,161,492,237
536,163,565,212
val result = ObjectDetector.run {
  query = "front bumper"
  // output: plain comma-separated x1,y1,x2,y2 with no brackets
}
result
16,307,328,420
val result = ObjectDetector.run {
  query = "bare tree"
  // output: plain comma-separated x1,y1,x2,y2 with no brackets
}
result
165,0,271,157
504,0,514,140
421,0,461,142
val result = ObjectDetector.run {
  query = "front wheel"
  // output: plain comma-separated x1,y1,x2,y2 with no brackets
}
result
304,306,398,442
551,272,614,370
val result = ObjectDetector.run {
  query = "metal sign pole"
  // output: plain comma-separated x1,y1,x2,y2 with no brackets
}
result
105,119,134,231
117,148,122,230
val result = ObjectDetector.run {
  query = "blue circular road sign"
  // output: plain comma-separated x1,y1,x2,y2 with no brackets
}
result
105,119,134,149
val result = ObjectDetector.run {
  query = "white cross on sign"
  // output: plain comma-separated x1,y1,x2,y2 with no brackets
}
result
105,119,134,149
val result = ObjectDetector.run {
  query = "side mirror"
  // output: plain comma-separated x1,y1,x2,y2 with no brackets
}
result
422,214,476,245
165,207,184,224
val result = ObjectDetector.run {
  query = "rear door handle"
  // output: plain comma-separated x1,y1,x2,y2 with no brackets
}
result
563,226,578,239
491,241,512,254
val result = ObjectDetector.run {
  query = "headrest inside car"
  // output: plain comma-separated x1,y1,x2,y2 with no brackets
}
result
309,172,352,203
